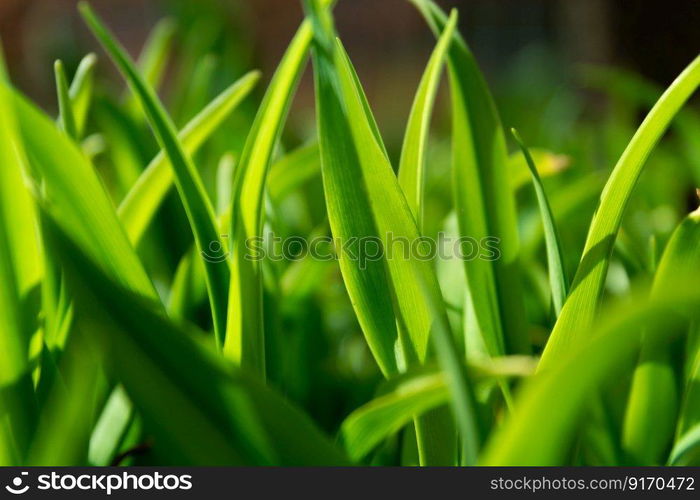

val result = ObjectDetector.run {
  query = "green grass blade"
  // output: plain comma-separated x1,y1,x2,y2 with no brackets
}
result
541,54,700,368
313,3,450,370
341,371,449,462
68,53,98,136
80,2,230,344
54,60,79,140
93,98,145,199
88,385,133,465
224,12,323,375
29,341,103,466
40,211,348,465
681,333,700,443
0,69,41,298
47,55,98,359
623,208,700,464
410,0,528,357
584,65,700,184
508,148,570,192
342,354,530,462
123,18,176,122
135,18,176,88
0,67,37,465
668,207,700,438
43,57,101,353
13,83,154,462
422,277,483,465
168,248,206,322
311,33,398,377
216,153,235,215
177,54,218,124
623,348,678,465
11,89,155,298
267,142,321,202
28,321,103,465
118,70,260,245
308,1,456,465
512,129,568,316
398,10,456,229
481,280,700,465
669,422,700,465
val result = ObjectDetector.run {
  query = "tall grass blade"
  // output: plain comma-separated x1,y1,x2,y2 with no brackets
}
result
68,53,98,136
123,18,176,123
80,2,230,344
310,0,449,372
46,54,99,359
0,57,38,464
410,0,528,356
669,423,700,465
223,6,328,375
40,211,348,465
482,281,700,465
623,207,700,464
309,14,399,376
398,10,456,228
421,277,483,465
88,386,133,466
10,89,155,297
54,60,79,140
28,322,102,465
671,206,700,438
541,54,700,367
11,85,157,464
267,142,321,202
307,0,456,464
512,129,568,316
341,371,449,462
118,71,260,245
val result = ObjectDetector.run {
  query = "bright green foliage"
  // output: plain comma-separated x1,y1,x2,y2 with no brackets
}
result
54,61,79,140
483,282,700,465
308,0,461,465
512,129,568,316
342,370,449,461
0,0,698,468
80,3,230,345
118,71,260,245
398,10,457,229
0,56,39,466
68,53,98,137
541,54,700,367
623,207,700,464
411,0,528,358
39,212,348,465
224,7,326,375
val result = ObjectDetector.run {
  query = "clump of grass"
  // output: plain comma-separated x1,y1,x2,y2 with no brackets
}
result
0,0,698,466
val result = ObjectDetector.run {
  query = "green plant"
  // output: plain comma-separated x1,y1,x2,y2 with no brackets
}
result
0,0,698,466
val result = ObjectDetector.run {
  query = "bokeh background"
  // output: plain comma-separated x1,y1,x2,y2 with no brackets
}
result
3,0,700,147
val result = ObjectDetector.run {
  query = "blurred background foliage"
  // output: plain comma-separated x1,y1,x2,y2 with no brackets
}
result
2,0,699,448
